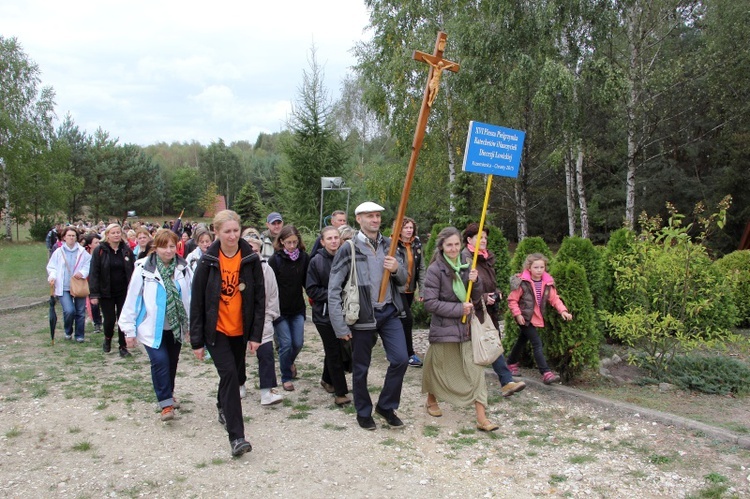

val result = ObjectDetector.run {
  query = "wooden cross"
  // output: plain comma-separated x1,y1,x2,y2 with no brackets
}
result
378,31,460,302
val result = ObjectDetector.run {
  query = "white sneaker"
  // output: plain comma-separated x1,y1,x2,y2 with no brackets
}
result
239,384,247,399
260,388,283,406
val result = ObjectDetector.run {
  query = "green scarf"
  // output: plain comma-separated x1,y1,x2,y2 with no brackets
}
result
155,256,188,342
443,253,469,302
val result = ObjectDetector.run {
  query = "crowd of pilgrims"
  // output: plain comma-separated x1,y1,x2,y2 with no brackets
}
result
45,205,571,457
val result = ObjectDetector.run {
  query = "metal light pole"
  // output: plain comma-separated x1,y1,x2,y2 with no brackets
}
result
319,177,351,229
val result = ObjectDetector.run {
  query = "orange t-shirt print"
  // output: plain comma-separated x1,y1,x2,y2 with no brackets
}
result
217,250,243,337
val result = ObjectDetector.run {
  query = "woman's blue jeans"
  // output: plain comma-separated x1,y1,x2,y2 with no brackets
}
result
59,291,86,339
143,332,182,408
274,313,305,383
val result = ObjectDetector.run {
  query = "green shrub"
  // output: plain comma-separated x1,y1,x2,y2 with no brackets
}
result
545,260,602,380
28,216,58,242
486,225,511,297
509,237,552,274
602,228,636,315
666,355,750,396
601,201,738,371
555,236,606,311
423,223,449,265
411,299,430,328
714,250,750,328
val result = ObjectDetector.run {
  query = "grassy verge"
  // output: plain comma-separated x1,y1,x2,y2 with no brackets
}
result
0,241,49,305
572,334,750,434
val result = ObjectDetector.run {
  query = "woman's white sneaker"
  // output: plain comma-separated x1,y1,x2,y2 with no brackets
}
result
260,388,283,406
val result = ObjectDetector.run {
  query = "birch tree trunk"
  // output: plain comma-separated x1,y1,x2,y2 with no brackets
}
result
445,100,457,221
515,153,528,240
624,3,640,229
575,144,590,239
564,144,577,236
1,158,11,240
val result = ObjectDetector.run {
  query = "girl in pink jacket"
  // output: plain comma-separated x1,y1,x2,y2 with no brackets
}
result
506,253,573,384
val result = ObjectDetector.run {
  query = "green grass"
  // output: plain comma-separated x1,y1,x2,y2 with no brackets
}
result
648,454,675,465
568,454,597,465
72,441,93,451
686,484,733,499
5,427,21,438
704,473,728,484
0,241,49,300
423,425,440,437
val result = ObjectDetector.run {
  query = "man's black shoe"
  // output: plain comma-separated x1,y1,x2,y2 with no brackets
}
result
356,415,377,431
230,438,252,457
218,407,226,428
102,338,111,353
375,406,404,427
119,348,131,358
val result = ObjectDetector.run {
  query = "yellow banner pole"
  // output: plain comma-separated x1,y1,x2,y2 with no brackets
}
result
462,175,493,323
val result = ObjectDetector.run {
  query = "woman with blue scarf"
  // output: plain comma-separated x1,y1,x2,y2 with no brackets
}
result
119,229,192,422
421,227,499,432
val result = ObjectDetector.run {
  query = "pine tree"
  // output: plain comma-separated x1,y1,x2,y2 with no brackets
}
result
279,45,349,229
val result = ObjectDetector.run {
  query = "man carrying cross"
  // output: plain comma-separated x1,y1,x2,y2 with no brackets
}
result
327,201,409,431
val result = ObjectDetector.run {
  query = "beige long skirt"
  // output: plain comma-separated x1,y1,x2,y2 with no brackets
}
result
421,340,488,407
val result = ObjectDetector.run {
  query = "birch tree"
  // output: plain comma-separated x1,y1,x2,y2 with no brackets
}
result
0,36,56,239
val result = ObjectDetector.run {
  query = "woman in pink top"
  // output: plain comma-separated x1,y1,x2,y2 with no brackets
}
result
506,253,573,384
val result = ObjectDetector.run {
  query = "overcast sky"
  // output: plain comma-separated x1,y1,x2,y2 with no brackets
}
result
1,0,371,146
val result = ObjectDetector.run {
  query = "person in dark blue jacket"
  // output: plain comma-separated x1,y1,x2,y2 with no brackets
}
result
306,226,351,406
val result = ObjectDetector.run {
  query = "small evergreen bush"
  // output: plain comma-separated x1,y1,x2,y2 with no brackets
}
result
555,236,606,311
411,299,430,328
665,355,750,396
545,260,602,380
714,250,750,328
602,228,636,315
29,216,58,242
509,237,552,273
423,223,449,264
486,225,511,297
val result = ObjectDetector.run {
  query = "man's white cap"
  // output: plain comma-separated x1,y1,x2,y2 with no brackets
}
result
355,201,385,215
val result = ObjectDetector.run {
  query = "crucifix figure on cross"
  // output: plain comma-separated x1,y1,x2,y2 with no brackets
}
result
377,31,461,302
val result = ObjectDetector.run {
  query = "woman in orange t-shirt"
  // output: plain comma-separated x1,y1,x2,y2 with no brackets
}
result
189,210,265,458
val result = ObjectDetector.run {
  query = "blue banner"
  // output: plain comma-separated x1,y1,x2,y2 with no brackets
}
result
462,121,525,178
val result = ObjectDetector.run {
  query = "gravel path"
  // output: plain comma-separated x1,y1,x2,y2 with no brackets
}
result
1,312,749,498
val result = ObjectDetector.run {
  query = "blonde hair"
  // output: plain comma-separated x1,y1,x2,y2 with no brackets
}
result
338,225,356,241
213,210,241,232
523,253,549,271
241,227,261,240
104,223,121,242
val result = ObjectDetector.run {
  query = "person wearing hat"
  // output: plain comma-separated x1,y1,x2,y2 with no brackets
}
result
261,212,283,259
327,201,409,430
